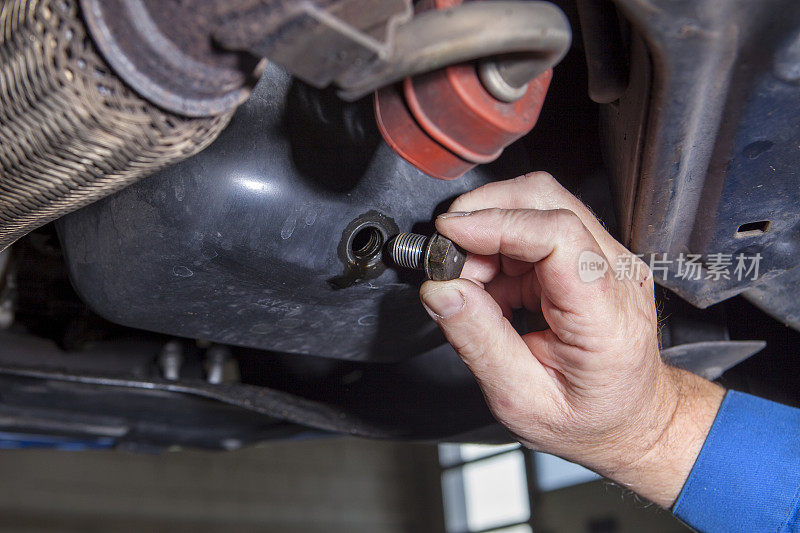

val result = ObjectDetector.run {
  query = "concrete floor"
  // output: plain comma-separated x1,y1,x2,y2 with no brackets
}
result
0,438,445,533
0,435,694,533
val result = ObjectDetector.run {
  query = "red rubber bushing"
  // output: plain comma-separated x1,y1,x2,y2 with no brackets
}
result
374,0,551,180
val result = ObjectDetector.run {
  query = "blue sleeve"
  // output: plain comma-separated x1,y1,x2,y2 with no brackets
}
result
672,390,800,532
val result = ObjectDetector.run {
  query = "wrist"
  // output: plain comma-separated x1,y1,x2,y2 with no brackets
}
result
607,366,725,507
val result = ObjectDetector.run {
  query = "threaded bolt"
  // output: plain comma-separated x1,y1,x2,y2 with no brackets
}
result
159,340,183,381
390,233,428,270
206,345,230,385
388,232,466,281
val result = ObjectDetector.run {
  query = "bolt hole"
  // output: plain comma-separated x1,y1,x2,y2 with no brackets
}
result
350,226,384,260
735,220,770,237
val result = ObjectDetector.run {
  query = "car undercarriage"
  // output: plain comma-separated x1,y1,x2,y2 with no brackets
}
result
0,0,798,451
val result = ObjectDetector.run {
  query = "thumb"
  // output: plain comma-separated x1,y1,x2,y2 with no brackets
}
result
420,279,550,394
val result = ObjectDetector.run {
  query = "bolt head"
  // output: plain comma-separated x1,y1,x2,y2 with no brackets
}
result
424,233,467,281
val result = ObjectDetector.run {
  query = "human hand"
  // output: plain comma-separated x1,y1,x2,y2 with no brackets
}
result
420,172,725,507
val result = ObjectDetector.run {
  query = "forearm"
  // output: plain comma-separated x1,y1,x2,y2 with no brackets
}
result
603,367,725,508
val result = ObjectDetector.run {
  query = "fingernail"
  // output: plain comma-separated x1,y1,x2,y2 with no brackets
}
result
421,286,465,319
438,211,472,219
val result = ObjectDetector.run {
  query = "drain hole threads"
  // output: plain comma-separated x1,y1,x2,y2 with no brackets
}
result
330,211,399,290
350,225,384,261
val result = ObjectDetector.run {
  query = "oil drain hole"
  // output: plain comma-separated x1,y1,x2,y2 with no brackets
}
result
350,225,384,260
735,220,770,237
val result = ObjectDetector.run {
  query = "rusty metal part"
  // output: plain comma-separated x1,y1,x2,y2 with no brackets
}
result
599,0,800,330
214,0,570,101
213,0,413,97
78,0,569,114
79,0,413,115
389,233,466,281
334,0,570,100
372,0,559,180
0,0,568,246
80,0,257,117
0,0,232,250
424,233,468,281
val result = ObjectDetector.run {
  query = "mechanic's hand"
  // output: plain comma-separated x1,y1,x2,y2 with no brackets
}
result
420,172,724,507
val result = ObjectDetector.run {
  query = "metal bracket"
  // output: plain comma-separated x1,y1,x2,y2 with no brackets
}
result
80,0,571,115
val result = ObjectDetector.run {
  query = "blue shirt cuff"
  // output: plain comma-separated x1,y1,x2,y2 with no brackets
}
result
673,390,800,532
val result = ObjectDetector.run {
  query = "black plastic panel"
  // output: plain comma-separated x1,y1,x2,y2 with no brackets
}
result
57,65,530,361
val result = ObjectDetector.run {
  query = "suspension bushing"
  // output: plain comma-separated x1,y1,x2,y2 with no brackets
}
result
374,0,552,179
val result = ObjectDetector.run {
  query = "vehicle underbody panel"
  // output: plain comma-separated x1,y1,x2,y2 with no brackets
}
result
600,0,800,328
56,64,533,362
0,0,798,449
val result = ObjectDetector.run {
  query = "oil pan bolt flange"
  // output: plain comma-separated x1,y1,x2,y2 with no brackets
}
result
388,232,467,281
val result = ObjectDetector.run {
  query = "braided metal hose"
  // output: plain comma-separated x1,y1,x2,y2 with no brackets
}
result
0,0,233,250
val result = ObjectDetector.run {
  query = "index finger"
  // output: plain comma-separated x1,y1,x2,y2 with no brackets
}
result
436,207,614,318
448,172,626,259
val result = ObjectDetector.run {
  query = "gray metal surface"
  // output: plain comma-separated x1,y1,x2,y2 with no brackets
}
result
598,0,800,329
661,340,766,381
478,59,533,103
334,1,571,100
80,0,570,112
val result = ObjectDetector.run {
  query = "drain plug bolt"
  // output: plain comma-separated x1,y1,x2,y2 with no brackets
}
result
388,232,467,281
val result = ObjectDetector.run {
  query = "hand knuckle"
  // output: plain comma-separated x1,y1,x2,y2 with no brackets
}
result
557,207,580,225
547,209,584,242
524,171,555,186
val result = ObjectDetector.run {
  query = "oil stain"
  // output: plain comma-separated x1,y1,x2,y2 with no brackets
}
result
328,210,399,290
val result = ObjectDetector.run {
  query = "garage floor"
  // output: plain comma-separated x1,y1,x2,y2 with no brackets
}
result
0,438,445,532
